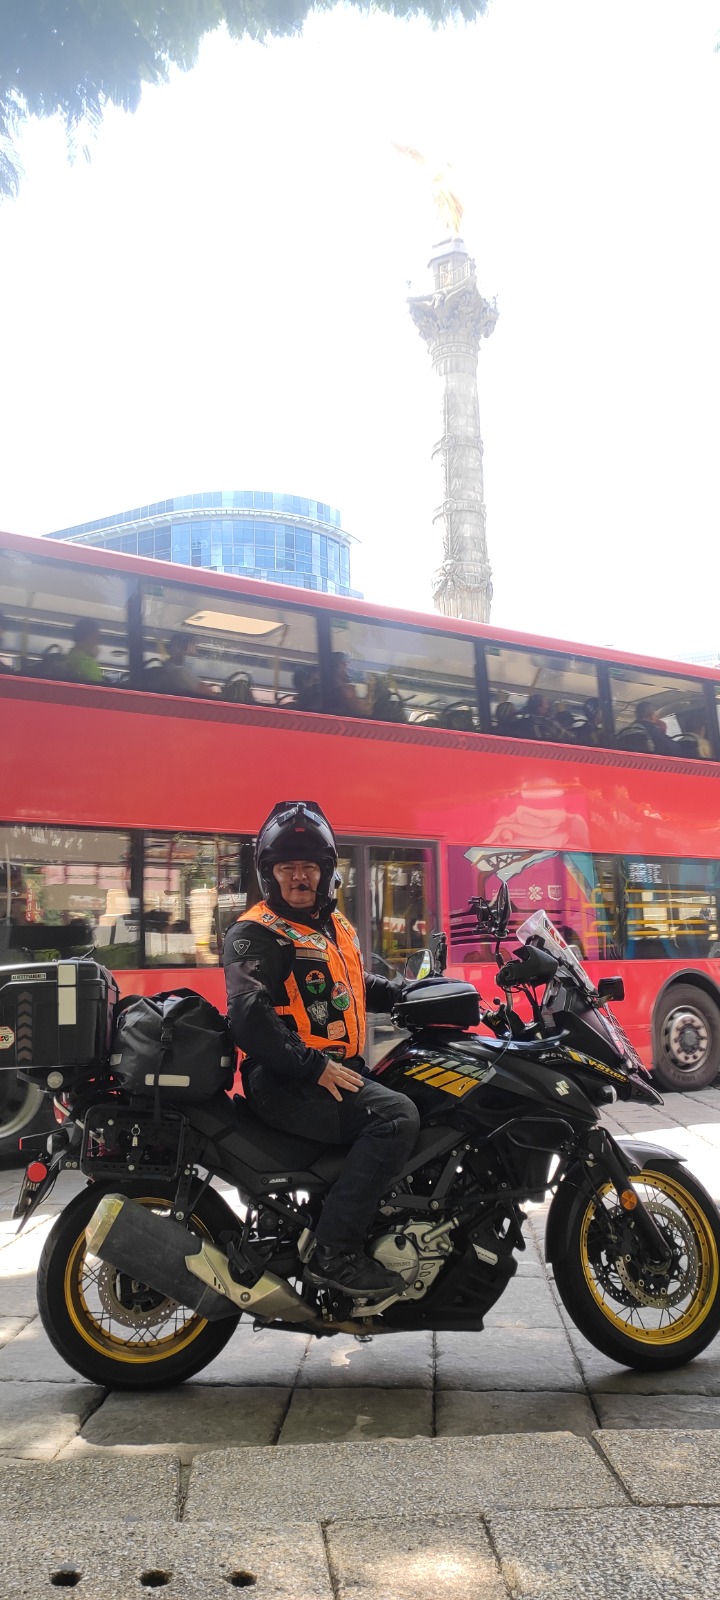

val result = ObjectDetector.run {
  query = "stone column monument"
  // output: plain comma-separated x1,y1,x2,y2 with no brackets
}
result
408,237,498,623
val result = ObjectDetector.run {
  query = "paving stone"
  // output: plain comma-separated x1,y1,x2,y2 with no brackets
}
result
60,1385,290,1462
0,1380,104,1458
436,1389,596,1436
595,1394,720,1430
0,1518,331,1600
0,1315,87,1382
326,1515,506,1600
488,1506,720,1599
568,1324,720,1393
483,1274,561,1327
514,1255,545,1278
194,1324,310,1386
185,1434,623,1522
0,1272,40,1316
279,1387,433,1444
0,1227,49,1275
297,1330,433,1387
596,1426,720,1504
436,1327,583,1391
0,1456,178,1519
0,1317,30,1349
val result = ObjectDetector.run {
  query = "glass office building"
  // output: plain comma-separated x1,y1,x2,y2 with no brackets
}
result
47,490,361,597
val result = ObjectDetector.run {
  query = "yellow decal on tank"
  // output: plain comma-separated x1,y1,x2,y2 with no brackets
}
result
403,1062,476,1097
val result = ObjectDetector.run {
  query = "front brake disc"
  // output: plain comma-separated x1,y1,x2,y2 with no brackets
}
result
614,1202,700,1310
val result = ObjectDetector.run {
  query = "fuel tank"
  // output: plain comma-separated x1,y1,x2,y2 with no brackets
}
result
373,1031,597,1125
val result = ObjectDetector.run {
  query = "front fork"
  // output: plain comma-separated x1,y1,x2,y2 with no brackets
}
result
583,1126,672,1266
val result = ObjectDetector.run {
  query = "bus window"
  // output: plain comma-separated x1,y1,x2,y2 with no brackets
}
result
484,647,602,746
335,851,359,927
140,580,319,706
610,667,711,758
0,825,139,966
329,619,479,729
368,846,437,978
622,858,720,959
0,550,131,686
215,836,259,952
144,835,221,966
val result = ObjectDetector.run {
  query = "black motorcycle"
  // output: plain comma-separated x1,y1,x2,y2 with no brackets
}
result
12,888,720,1387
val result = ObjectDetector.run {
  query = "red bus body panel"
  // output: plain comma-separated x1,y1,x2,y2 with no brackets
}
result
3,527,720,1082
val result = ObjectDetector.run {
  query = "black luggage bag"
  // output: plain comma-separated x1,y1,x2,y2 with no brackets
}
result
109,990,235,1102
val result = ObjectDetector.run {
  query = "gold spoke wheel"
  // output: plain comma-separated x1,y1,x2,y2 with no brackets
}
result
553,1160,720,1371
579,1171,719,1346
64,1195,209,1365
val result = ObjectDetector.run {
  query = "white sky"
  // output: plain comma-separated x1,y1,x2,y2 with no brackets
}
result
0,0,718,658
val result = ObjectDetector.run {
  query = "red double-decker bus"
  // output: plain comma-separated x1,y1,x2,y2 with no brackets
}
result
2,527,719,1159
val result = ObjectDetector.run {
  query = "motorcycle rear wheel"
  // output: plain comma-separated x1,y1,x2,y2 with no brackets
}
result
37,1180,241,1388
553,1161,720,1370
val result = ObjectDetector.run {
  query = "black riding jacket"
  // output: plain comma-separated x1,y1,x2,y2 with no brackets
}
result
222,903,403,1087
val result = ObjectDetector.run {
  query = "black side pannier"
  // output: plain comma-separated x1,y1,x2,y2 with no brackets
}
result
110,989,235,1102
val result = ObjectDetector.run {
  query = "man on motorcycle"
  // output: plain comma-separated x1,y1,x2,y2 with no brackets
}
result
223,800,420,1297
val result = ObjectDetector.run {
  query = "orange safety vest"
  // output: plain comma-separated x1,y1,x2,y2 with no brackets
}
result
237,901,367,1060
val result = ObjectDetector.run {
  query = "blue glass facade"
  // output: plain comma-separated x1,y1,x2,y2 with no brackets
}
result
47,490,360,597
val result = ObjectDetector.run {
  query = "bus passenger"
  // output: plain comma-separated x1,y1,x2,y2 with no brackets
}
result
675,709,712,760
63,620,104,684
293,664,323,712
156,634,215,698
494,699,518,732
617,705,674,756
329,652,368,717
223,800,420,1298
574,697,602,747
516,694,562,742
553,705,578,742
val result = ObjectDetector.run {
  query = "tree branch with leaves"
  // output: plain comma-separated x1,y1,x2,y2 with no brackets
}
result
0,0,488,199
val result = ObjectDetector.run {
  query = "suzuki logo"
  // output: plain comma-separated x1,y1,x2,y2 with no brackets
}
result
555,1079,570,1096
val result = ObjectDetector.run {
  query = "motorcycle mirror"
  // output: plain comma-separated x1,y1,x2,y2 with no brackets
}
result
429,931,448,975
493,883,511,937
405,949,433,980
598,976,625,1002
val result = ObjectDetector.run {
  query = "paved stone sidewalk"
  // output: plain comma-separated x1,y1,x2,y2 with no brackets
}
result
2,1091,720,1592
2,1089,720,1459
1,1432,720,1597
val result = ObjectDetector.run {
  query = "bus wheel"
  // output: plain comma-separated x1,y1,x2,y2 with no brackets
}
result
653,984,720,1092
0,1077,54,1168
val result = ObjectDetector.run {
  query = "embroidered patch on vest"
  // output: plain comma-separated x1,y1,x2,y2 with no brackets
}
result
323,1045,347,1060
308,1000,328,1025
232,938,251,956
305,970,326,994
327,1019,346,1040
331,981,350,1012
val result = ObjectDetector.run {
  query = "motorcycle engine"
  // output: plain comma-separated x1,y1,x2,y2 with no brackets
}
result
368,1220,453,1303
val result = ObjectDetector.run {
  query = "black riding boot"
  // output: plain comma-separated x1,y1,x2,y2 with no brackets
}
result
305,1242,406,1298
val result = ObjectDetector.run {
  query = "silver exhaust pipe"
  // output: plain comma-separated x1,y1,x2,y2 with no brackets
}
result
85,1194,322,1326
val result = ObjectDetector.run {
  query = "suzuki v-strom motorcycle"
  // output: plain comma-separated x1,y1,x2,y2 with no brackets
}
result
10,890,720,1388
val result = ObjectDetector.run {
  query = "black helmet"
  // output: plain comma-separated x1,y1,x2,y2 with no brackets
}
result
255,801,338,913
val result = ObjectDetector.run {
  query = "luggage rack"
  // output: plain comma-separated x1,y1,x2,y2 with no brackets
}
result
80,1102,187,1179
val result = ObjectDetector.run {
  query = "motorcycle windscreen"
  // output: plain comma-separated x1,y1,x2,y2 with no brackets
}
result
516,910,598,1000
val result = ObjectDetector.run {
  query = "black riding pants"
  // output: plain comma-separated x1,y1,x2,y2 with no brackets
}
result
246,1068,421,1251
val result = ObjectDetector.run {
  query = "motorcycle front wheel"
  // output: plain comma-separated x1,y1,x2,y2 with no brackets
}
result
553,1161,720,1370
37,1180,241,1389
